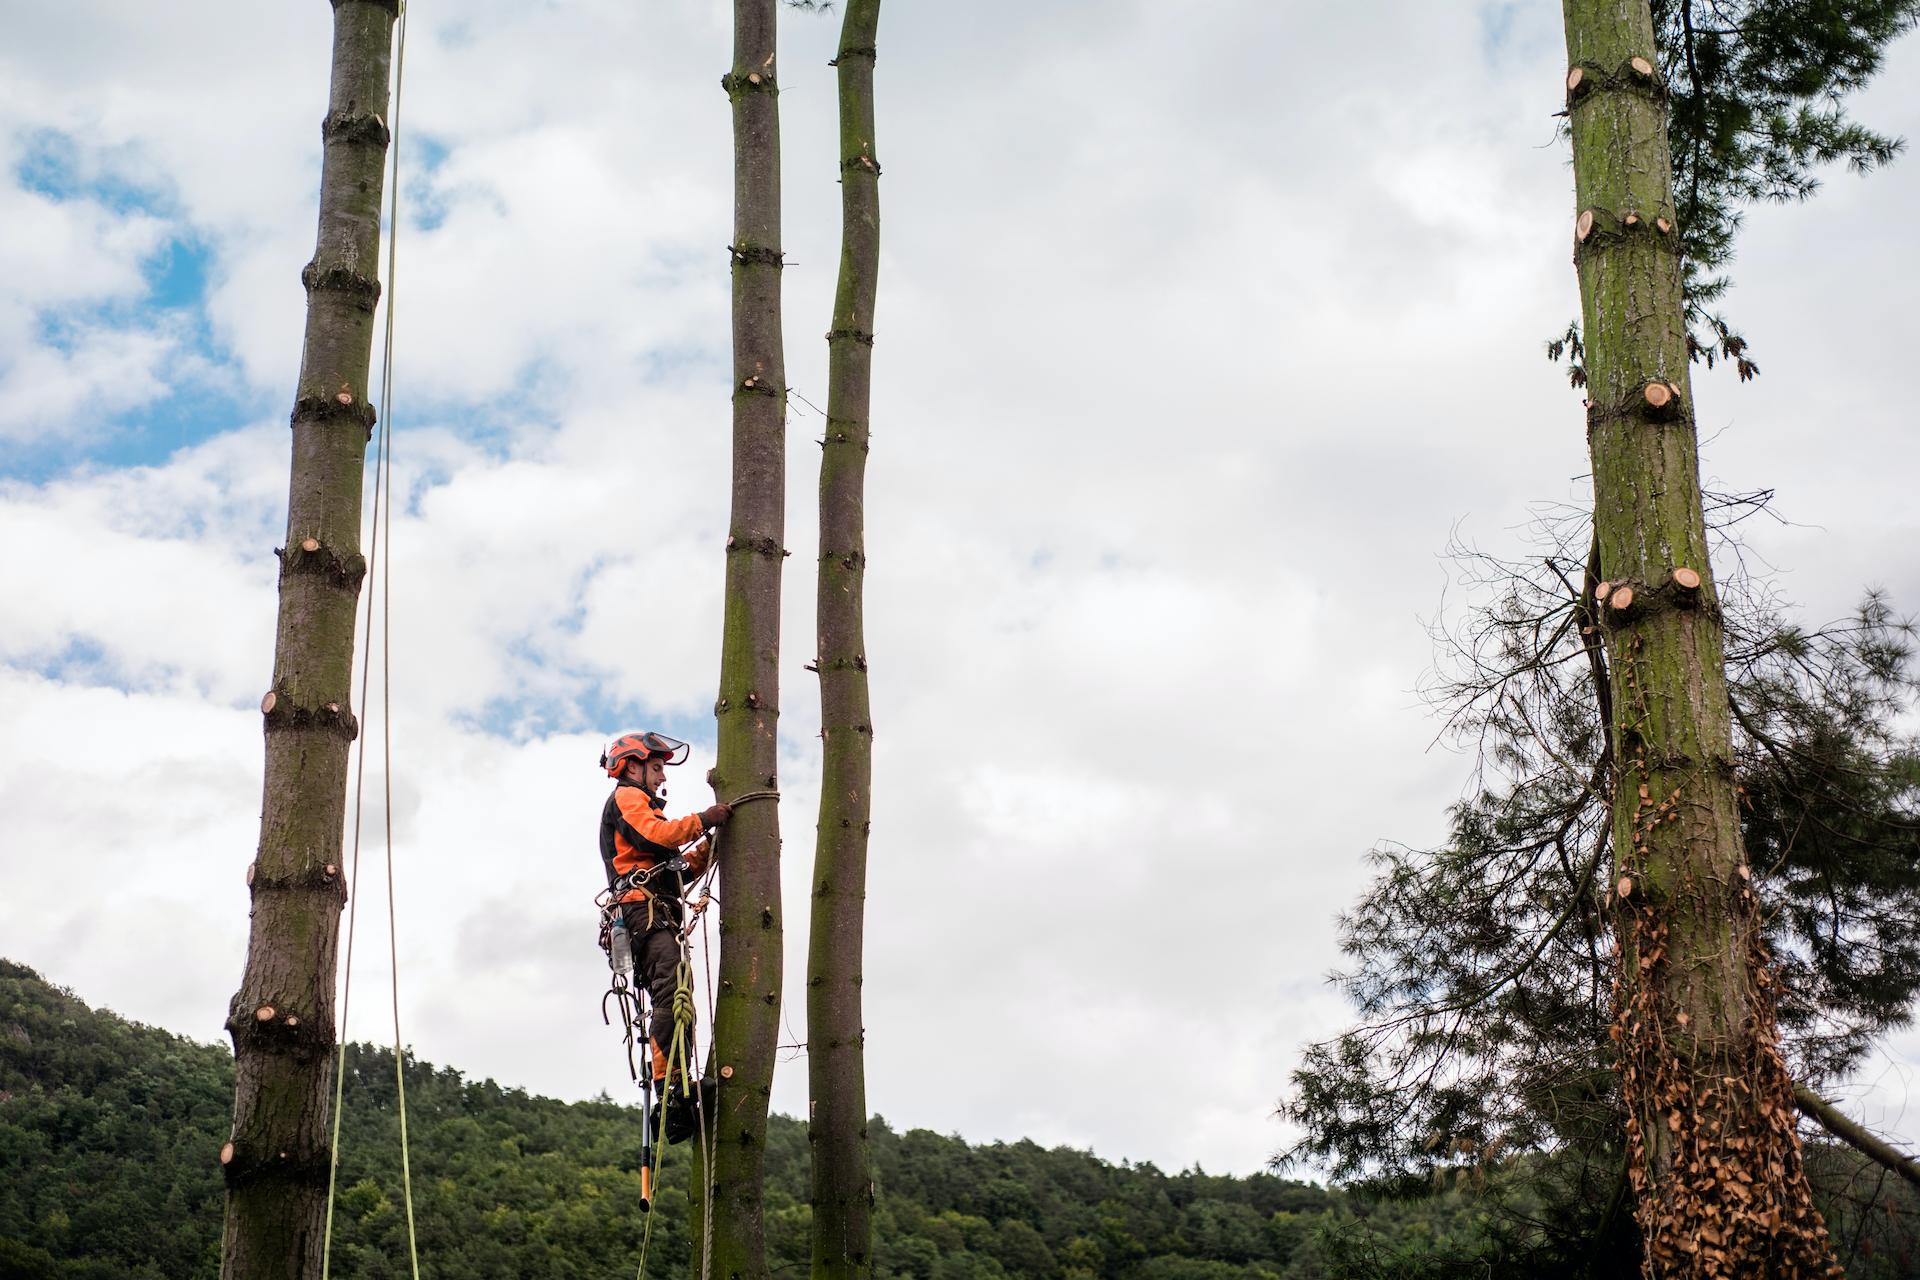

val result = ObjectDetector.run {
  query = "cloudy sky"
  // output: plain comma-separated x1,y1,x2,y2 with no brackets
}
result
3,2,1917,1178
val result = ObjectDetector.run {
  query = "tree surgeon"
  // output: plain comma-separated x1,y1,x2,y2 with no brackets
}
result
598,730,730,1139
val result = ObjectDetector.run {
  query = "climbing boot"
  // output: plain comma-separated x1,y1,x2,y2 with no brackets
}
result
663,1077,705,1145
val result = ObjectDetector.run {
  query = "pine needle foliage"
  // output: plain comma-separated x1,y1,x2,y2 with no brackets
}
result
1551,0,1919,383
1281,498,1920,1263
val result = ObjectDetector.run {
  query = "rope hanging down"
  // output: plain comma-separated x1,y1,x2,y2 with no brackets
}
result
321,4,419,1279
609,841,716,1280
612,788,777,1280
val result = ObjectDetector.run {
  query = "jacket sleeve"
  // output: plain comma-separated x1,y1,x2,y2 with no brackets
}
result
614,788,707,852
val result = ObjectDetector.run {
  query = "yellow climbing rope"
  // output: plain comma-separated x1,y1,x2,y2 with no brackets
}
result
630,794,777,1279
321,4,419,1278
636,949,702,1280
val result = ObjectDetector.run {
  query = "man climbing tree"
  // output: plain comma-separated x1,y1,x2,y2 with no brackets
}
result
701,0,789,1274
598,731,731,1139
1555,1,1837,1270
222,2,398,1277
808,2,883,1277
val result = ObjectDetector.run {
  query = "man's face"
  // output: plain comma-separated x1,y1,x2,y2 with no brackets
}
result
641,757,668,793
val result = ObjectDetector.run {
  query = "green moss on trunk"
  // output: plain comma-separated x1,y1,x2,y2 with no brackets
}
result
1560,0,1839,1274
808,4,882,1278
222,4,396,1278
698,3,788,1277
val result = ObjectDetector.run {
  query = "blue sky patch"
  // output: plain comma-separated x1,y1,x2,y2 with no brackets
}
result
402,134,452,232
1477,3,1523,62
15,128,174,217
146,233,214,311
1,130,268,482
20,635,186,696
458,673,713,751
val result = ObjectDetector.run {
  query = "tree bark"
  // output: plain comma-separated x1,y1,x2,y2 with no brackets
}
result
1560,2,1840,1274
699,2,787,1276
807,4,881,1278
221,3,396,1278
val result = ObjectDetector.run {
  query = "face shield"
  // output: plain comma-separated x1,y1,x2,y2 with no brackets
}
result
637,733,690,767
601,730,694,776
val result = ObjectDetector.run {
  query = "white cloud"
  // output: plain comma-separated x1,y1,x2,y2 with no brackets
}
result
0,427,284,698
0,319,178,441
0,132,184,442
0,0,1916,1183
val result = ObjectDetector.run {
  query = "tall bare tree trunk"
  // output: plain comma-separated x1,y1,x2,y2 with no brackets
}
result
807,4,881,1277
1560,2,1840,1274
701,1,787,1275
221,3,396,1277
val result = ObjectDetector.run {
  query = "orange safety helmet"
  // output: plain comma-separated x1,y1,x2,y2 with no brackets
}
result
601,730,691,777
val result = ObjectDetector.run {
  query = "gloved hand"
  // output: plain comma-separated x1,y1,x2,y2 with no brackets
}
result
701,803,732,829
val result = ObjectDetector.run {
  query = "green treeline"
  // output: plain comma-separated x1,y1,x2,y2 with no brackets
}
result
0,959,1482,1279
3,960,1911,1279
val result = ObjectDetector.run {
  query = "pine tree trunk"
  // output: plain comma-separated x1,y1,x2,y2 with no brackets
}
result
807,4,881,1277
221,3,396,1277
1560,2,1840,1274
700,2,787,1275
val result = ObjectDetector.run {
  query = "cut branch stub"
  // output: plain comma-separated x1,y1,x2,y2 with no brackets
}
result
1655,216,1672,235
254,1005,276,1022
1629,55,1654,79
1595,580,1614,602
1641,381,1682,420
278,539,368,593
290,394,377,436
1618,876,1634,898
260,692,360,741
1622,211,1640,228
1576,209,1597,242
1666,567,1704,608
320,110,392,149
246,861,257,887
1566,66,1584,94
220,1142,235,1166
1609,585,1636,613
299,263,381,313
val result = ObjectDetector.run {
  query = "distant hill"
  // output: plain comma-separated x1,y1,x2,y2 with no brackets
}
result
7,960,1915,1278
1,959,1372,1279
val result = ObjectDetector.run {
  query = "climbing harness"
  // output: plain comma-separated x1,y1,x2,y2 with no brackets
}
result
593,786,778,1278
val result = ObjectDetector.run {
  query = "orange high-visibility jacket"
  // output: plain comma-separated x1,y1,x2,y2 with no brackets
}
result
601,783,712,904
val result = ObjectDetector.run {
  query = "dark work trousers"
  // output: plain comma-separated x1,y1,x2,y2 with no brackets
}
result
622,899,690,1082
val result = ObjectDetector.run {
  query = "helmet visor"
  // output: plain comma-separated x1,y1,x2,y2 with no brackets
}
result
640,733,690,766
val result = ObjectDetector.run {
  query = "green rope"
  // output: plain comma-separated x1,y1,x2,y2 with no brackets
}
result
636,949,702,1280
672,970,697,1031
322,5,417,1279
380,10,422,1274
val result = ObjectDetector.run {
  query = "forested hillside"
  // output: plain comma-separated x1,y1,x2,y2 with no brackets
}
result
4,961,1911,1278
0,960,1458,1280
